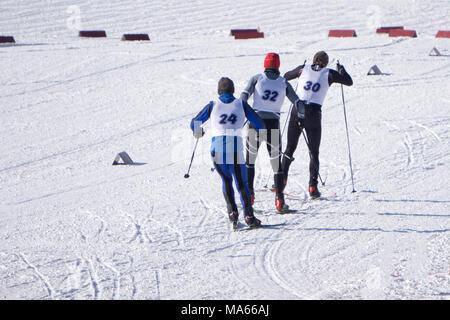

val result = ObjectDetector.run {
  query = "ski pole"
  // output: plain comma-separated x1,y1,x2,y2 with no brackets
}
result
300,127,325,186
264,140,295,161
338,60,356,192
262,118,292,189
184,138,199,179
279,60,306,138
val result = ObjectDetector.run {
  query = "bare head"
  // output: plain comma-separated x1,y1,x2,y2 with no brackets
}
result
218,77,235,95
313,51,329,68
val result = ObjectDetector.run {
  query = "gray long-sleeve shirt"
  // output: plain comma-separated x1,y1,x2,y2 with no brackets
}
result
240,68,304,119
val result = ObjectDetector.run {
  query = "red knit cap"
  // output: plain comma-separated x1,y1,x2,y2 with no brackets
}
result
264,52,280,69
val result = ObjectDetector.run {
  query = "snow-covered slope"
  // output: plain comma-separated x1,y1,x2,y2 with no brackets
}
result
0,0,449,299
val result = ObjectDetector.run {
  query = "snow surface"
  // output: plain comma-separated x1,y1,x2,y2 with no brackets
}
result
0,0,449,300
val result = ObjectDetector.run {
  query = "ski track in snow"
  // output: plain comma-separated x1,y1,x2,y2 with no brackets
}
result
1,0,450,300
17,253,55,300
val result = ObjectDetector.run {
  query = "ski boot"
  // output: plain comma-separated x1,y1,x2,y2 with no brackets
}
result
275,194,290,213
244,214,261,228
309,185,321,199
228,211,239,226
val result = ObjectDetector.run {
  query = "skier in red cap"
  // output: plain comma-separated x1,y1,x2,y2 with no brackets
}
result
240,52,305,212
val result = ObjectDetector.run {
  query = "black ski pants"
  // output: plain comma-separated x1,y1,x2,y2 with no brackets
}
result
282,104,322,187
246,118,284,197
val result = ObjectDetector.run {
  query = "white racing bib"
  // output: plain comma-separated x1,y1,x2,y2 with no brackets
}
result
252,73,287,113
210,98,246,137
297,64,330,105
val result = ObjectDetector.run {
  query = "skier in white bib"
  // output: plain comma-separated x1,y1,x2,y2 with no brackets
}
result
241,53,305,212
282,51,353,198
190,77,265,228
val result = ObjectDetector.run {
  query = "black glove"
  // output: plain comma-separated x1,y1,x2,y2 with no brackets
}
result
297,117,305,129
193,127,205,139
337,62,345,73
